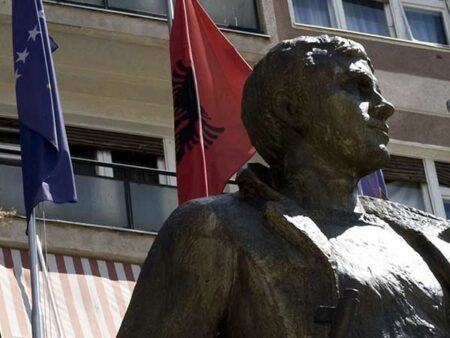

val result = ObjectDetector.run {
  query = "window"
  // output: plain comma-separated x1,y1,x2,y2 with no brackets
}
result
290,0,450,45
436,161,450,220
291,0,394,36
291,0,333,27
383,155,429,211
0,118,177,232
111,150,158,185
70,145,97,176
444,198,450,219
383,157,450,220
386,181,426,210
108,0,167,17
50,0,261,32
404,7,448,44
343,0,390,36
199,0,260,31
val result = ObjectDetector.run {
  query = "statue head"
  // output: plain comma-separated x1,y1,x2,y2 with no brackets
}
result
242,35,395,178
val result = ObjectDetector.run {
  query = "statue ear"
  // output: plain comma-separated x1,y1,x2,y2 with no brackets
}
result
274,95,294,124
275,95,304,132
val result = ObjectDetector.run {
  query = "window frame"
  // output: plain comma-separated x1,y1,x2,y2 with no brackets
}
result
338,0,397,37
384,155,450,218
46,0,263,34
442,186,450,219
287,0,339,29
376,140,450,219
288,0,398,37
288,0,450,46
401,1,450,45
0,125,175,230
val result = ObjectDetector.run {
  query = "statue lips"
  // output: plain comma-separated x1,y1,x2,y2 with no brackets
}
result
367,118,389,143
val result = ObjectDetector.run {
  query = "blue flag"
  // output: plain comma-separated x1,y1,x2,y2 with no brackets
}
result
12,0,77,220
358,170,388,199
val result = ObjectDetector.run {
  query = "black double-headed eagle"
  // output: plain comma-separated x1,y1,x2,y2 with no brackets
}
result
172,60,225,162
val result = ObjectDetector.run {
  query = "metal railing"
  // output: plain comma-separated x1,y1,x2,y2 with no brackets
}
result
0,145,238,232
0,145,180,232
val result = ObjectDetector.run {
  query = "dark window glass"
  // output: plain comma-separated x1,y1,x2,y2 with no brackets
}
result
111,150,158,185
444,199,450,220
70,145,97,176
291,0,332,27
0,130,20,145
436,161,450,188
199,0,260,31
343,0,390,36
405,7,448,44
0,131,20,166
56,0,260,31
64,0,104,7
108,0,166,16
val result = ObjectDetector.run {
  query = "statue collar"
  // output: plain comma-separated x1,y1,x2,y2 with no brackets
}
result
236,163,283,202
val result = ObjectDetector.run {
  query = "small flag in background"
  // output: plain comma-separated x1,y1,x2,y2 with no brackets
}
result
358,170,388,199
49,35,59,52
12,0,77,220
170,0,255,204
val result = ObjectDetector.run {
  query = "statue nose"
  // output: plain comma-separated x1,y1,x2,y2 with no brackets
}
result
370,97,395,121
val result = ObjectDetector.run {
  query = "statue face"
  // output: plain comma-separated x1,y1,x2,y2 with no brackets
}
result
306,57,395,175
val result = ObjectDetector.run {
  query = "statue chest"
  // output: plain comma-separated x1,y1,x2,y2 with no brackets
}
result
326,224,449,337
230,212,450,338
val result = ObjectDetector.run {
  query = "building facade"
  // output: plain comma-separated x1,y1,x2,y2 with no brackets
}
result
0,0,449,336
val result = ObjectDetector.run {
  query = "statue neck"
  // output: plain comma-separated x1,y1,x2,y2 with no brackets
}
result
273,148,362,214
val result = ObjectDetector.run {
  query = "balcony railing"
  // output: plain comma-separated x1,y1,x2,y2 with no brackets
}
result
0,146,182,233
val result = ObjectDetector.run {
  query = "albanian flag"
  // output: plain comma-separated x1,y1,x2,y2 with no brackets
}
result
170,0,255,204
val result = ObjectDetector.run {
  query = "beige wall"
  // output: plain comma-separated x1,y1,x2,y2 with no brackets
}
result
0,0,277,139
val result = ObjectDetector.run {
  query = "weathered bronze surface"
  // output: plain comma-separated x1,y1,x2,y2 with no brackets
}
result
118,35,450,337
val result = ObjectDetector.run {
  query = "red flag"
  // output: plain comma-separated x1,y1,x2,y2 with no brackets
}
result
170,0,255,203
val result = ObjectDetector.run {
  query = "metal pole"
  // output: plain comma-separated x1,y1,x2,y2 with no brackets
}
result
28,210,43,338
36,238,64,337
165,0,174,32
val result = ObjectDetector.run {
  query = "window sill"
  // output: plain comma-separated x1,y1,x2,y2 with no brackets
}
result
44,0,270,39
291,22,450,53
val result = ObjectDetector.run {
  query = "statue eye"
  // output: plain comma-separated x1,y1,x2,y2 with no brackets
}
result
357,80,372,97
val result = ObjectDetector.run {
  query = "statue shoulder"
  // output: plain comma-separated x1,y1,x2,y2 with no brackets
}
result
159,193,248,241
360,196,450,240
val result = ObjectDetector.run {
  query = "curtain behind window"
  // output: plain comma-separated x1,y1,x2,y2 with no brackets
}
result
386,181,426,211
292,0,332,27
444,199,450,219
199,0,259,30
405,8,448,44
343,0,390,36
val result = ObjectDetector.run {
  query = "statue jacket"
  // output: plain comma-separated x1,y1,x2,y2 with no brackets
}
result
118,165,450,338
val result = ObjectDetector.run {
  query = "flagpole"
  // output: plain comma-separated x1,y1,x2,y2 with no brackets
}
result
28,209,43,338
165,0,174,31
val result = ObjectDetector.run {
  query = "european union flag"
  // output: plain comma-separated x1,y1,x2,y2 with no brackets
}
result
12,0,77,220
358,170,388,199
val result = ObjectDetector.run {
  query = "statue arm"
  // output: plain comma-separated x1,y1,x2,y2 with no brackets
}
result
118,201,236,338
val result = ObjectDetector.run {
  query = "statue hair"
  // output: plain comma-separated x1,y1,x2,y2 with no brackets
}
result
242,35,372,167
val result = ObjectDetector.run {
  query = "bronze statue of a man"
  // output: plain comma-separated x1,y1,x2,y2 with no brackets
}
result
118,35,450,337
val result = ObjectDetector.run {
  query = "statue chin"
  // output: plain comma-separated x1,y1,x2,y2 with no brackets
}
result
354,143,390,178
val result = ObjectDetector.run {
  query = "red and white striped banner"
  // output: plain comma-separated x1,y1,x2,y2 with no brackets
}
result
0,247,141,338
